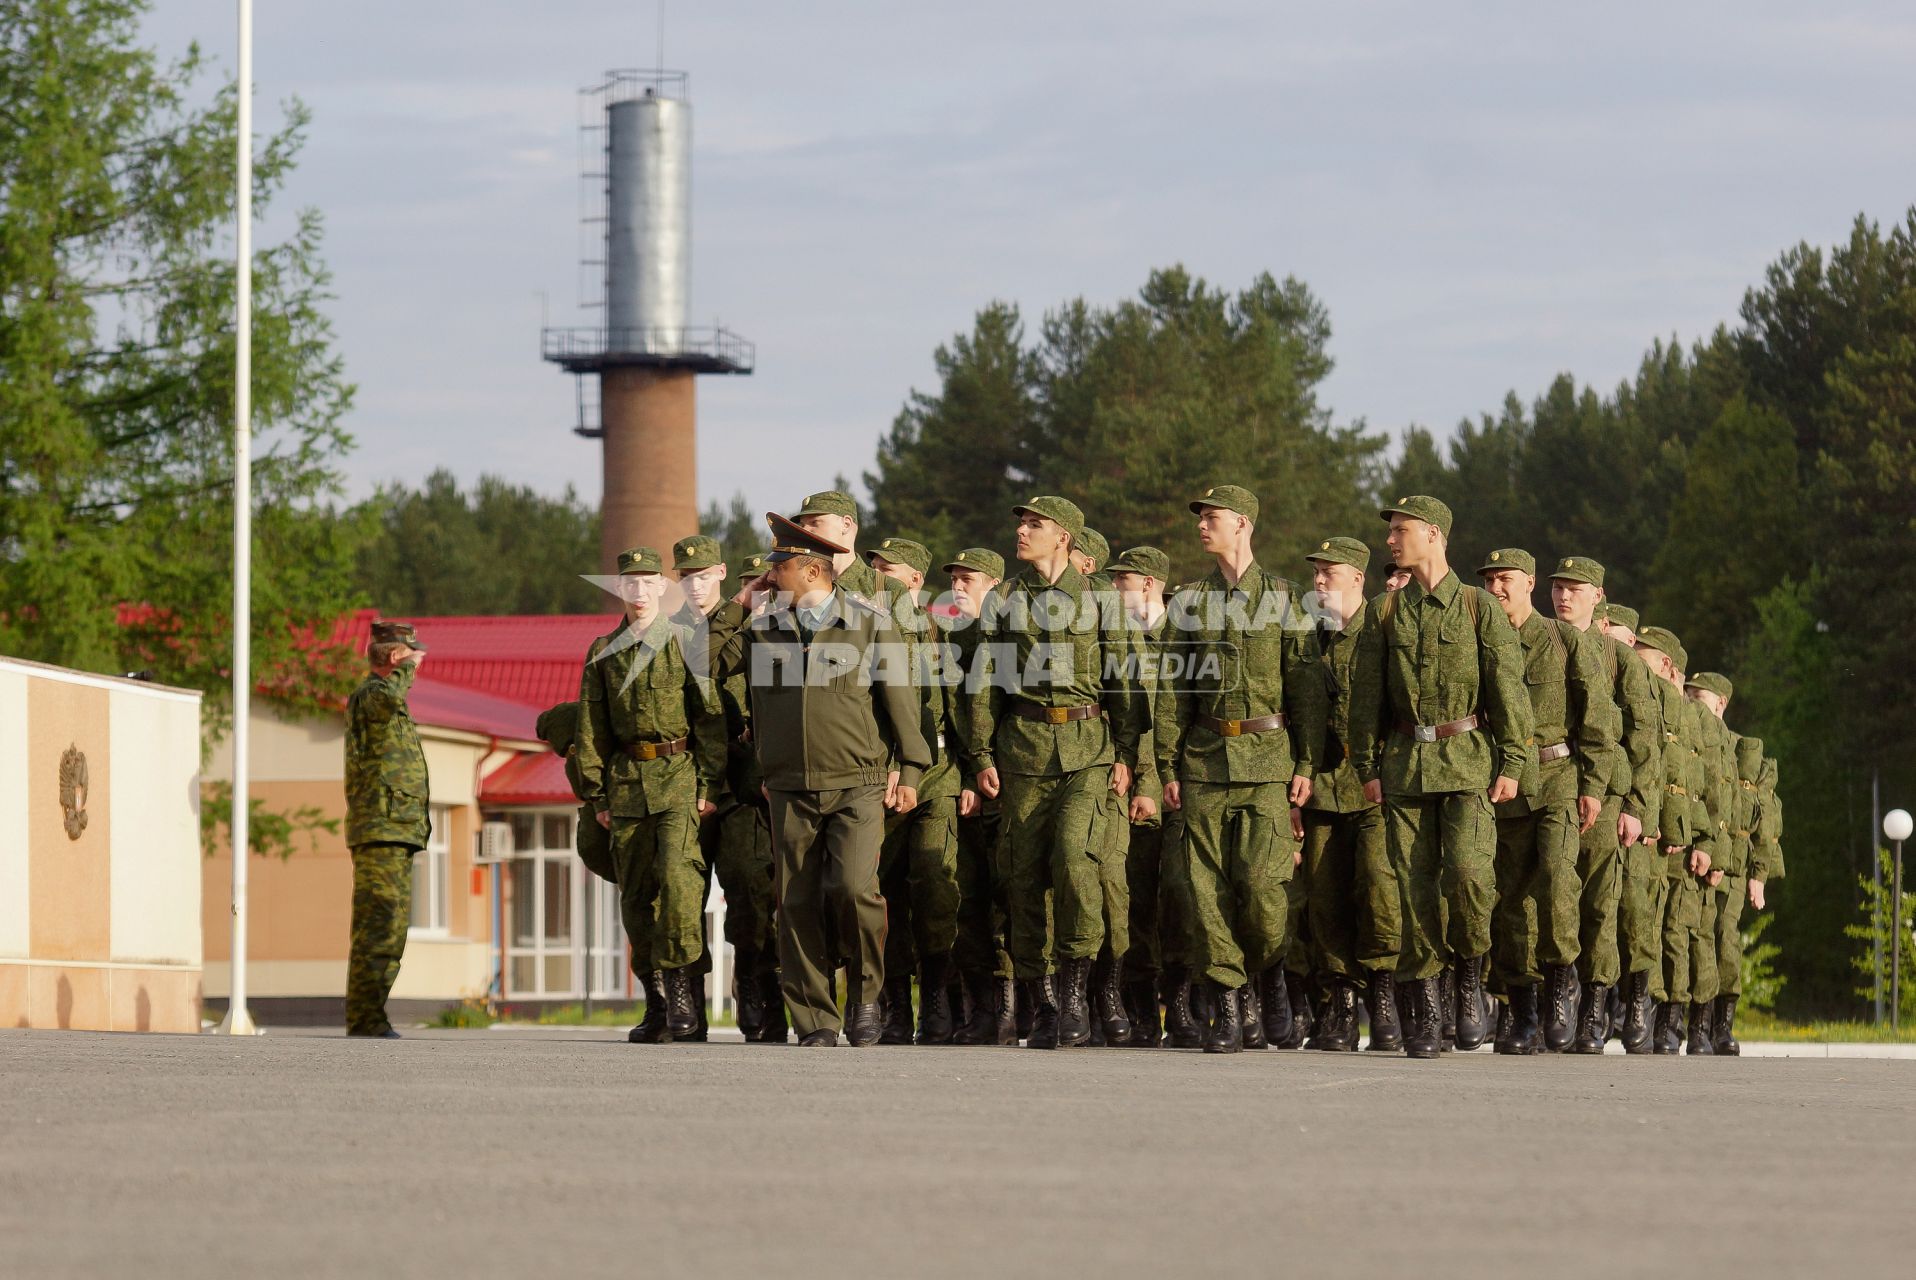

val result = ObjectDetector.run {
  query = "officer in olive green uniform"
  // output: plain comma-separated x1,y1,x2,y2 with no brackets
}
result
1476,549,1618,1055
866,536,966,1044
707,514,934,1047
1301,536,1398,1051
1156,486,1327,1055
1350,497,1532,1059
1549,567,1661,1054
535,701,617,885
1681,670,1737,1053
577,547,726,1044
966,496,1145,1049
344,620,431,1038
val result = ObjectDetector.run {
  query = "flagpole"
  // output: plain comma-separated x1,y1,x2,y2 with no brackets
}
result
214,0,261,1036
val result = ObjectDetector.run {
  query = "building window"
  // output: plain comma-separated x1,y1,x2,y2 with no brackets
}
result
501,809,631,1001
410,804,453,935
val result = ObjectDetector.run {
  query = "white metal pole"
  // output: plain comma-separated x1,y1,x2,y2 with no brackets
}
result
215,0,261,1036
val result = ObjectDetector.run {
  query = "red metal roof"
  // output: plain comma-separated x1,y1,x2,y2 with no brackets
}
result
477,749,574,807
408,677,544,742
342,610,618,713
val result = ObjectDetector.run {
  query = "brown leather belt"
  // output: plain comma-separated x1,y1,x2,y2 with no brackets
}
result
1200,712,1287,738
623,737,690,761
1394,714,1482,743
1010,700,1103,725
1537,741,1572,763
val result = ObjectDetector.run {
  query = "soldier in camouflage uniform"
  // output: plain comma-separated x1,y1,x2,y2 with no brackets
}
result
1713,709,1764,1055
1682,670,1738,1054
1350,497,1533,1059
1599,603,1668,1049
1156,486,1327,1055
1476,549,1618,1055
577,547,727,1044
1302,536,1399,1051
343,619,431,1038
966,496,1146,1049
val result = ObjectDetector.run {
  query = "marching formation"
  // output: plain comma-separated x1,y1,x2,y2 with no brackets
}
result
345,485,1787,1058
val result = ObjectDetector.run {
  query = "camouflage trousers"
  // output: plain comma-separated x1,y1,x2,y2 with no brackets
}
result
1386,789,1496,981
347,842,415,1035
1301,805,1396,980
1180,780,1298,990
612,806,706,975
1123,810,1190,979
879,794,960,979
953,804,1011,979
1093,787,1131,963
1645,858,1676,1002
1575,798,1624,986
1002,766,1112,978
1715,875,1746,996
1661,872,1715,1005
1490,801,1583,990
1618,839,1662,981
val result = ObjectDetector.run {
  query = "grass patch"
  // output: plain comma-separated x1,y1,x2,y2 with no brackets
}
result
505,1002,736,1028
1736,1008,1916,1044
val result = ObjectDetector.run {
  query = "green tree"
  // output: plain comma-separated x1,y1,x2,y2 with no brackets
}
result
699,490,770,566
1844,846,1916,1023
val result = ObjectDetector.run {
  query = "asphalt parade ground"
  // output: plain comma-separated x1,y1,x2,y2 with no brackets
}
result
4,1027,1914,1280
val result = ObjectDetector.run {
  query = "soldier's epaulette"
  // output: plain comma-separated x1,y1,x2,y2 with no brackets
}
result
840,590,888,619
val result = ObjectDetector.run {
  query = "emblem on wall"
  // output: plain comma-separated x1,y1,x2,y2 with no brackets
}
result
59,745,89,840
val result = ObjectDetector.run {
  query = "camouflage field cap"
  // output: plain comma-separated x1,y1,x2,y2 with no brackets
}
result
1687,671,1734,701
1635,625,1683,662
943,547,1006,579
1108,545,1171,581
1550,555,1605,587
1477,548,1536,577
866,536,931,576
764,512,850,563
1190,484,1259,523
672,534,723,572
734,550,771,579
1306,536,1371,572
535,701,578,754
1079,527,1111,569
1379,494,1454,539
1012,495,1086,544
794,490,858,520
616,546,666,575
369,619,426,651
1603,603,1641,633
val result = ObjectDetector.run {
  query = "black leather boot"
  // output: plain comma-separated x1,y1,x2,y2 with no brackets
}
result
630,970,671,1043
1308,979,1361,1051
1256,965,1292,1047
755,963,788,1043
1057,956,1093,1047
663,966,699,1039
879,971,914,1045
1713,994,1741,1056
1571,982,1609,1054
1164,967,1202,1048
917,954,955,1045
1015,978,1037,1042
1453,956,1489,1051
1686,1000,1715,1055
846,1000,882,1047
951,970,989,1045
1204,983,1243,1054
1653,1001,1683,1055
1495,984,1543,1054
1125,978,1162,1047
1544,964,1580,1053
1278,970,1312,1049
1621,971,1653,1055
1403,976,1443,1059
1094,957,1132,1046
1026,974,1061,1049
1239,978,1268,1049
993,976,1019,1046
733,945,765,1041
1366,972,1403,1051
1439,966,1457,1047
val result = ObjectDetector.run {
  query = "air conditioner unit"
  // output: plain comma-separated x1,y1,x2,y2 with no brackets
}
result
478,820,515,864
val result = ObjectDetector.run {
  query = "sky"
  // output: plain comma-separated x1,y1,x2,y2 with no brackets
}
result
143,1,1916,519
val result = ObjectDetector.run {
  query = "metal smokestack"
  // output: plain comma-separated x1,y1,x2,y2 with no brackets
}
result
605,89,691,343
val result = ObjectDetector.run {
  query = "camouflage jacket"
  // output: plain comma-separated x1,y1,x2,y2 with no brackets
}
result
1306,598,1385,814
1722,734,1766,878
344,663,431,850
1590,628,1662,825
1647,679,1702,865
1497,612,1618,817
1692,705,1736,866
576,614,726,819
1750,757,1785,881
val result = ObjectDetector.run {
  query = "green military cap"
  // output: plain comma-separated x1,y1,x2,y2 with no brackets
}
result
1549,555,1605,587
535,701,579,754
671,534,723,572
1379,494,1453,539
764,511,849,563
1476,547,1535,577
1687,671,1734,700
1305,536,1372,572
794,489,858,520
369,619,426,651
1078,527,1110,569
1634,625,1683,661
943,547,1005,579
616,546,666,575
1108,545,1171,581
1190,484,1259,523
1011,495,1086,544
734,550,771,579
1603,603,1640,633
866,536,931,575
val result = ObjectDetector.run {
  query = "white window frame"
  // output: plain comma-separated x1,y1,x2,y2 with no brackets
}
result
499,808,634,1001
409,803,454,937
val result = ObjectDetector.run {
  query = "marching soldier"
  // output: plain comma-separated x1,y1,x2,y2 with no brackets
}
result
1600,603,1666,1049
1476,549,1617,1054
706,514,933,1047
344,619,431,1039
1683,670,1739,1053
1155,486,1327,1054
1077,526,1141,1044
1713,714,1765,1055
1301,536,1398,1051
576,547,726,1044
966,496,1145,1049
1350,496,1532,1059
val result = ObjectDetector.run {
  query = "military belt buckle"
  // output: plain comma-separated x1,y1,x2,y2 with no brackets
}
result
1219,720,1242,737
1045,706,1071,725
636,742,658,761
1412,724,1438,744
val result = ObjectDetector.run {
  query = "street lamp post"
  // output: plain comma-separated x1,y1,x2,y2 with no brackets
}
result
1887,809,1913,1032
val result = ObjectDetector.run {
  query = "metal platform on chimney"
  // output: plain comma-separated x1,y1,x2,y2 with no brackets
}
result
540,325,755,375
